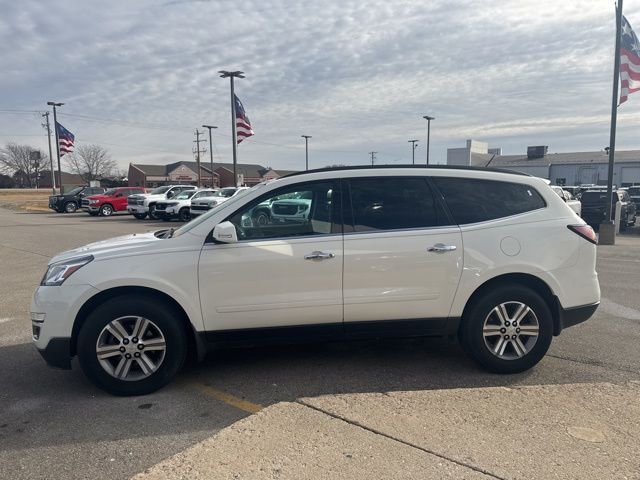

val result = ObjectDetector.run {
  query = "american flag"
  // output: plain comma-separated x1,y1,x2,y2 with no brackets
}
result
620,15,640,104
234,94,254,144
55,122,75,156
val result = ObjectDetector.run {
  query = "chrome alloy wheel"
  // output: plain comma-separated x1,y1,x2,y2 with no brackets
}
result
482,301,539,360
95,316,166,381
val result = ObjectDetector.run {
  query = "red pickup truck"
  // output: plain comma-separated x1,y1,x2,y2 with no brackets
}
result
81,187,146,216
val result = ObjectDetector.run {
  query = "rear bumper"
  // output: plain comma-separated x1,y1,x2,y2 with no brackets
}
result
556,302,599,335
36,337,72,370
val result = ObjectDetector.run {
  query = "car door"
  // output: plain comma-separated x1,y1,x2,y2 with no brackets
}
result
113,189,128,210
342,176,463,329
198,180,344,334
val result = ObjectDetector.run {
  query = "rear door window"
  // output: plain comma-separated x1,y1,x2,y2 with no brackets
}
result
346,177,450,232
432,177,546,225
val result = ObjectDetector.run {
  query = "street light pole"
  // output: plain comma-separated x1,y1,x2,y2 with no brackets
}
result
423,115,435,165
301,135,312,170
202,124,218,187
47,101,64,189
408,139,419,165
219,70,245,187
42,112,56,194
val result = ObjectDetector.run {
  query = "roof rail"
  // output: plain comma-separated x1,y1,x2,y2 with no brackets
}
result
281,164,530,178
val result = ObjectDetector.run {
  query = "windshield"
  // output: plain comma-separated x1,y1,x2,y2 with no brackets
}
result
150,186,170,195
193,190,216,199
67,187,83,196
175,190,196,200
172,184,264,237
214,188,237,198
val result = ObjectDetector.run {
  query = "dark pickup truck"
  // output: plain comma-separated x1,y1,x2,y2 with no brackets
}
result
627,186,640,212
580,189,636,231
48,186,105,213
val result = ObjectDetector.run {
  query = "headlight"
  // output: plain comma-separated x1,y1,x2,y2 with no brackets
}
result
41,255,93,286
166,202,178,207
89,199,99,204
208,200,218,207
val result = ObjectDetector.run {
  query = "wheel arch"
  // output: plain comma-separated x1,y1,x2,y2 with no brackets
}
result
461,273,561,336
72,286,205,361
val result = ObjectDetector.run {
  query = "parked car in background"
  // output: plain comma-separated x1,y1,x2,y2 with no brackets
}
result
82,187,146,216
127,185,196,220
49,186,105,213
189,187,249,218
155,188,216,222
550,186,581,216
625,186,640,212
580,189,636,230
32,166,600,395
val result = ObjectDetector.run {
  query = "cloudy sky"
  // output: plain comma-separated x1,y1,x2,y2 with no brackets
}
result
1,0,640,173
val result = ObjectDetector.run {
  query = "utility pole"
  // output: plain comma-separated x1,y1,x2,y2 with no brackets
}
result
219,70,245,187
42,112,56,194
301,135,312,170
47,101,64,189
423,115,435,165
193,129,207,188
202,125,218,187
408,139,419,165
369,151,377,166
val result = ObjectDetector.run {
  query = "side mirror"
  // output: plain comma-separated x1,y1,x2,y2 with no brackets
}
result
212,221,238,243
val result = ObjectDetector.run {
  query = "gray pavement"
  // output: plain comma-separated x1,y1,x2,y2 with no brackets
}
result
1,207,639,480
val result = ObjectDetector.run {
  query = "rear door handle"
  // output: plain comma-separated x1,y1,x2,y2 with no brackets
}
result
304,251,335,260
427,243,457,253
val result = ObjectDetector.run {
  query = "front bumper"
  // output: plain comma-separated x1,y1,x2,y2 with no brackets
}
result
128,205,148,214
37,337,72,369
155,210,178,219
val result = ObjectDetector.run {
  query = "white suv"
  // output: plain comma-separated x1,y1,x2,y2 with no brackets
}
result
31,167,600,395
189,187,249,218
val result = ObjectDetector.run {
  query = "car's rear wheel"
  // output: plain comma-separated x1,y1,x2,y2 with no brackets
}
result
178,208,190,222
133,212,147,220
64,202,77,213
459,285,553,374
77,296,187,396
99,204,114,216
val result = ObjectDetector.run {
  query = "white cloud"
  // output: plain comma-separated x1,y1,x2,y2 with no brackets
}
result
1,0,639,172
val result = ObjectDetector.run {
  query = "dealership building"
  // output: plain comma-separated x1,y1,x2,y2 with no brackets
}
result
447,139,640,186
127,161,297,188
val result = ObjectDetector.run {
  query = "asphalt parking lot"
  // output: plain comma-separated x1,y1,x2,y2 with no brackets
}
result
1,208,639,479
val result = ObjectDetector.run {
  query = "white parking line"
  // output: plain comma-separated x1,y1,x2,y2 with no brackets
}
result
600,298,640,321
0,317,14,324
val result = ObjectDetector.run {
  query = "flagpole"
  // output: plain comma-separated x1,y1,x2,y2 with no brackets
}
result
47,101,64,192
601,0,623,245
219,70,245,188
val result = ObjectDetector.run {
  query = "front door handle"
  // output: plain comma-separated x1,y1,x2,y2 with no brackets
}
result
304,251,335,260
427,243,457,253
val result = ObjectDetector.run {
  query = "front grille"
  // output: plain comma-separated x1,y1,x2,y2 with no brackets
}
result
155,203,167,211
81,199,90,207
49,197,58,204
128,198,144,206
273,204,297,215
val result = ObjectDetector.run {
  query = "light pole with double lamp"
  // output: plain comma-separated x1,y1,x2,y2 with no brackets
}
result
47,101,64,190
423,115,435,165
301,135,312,170
219,70,245,187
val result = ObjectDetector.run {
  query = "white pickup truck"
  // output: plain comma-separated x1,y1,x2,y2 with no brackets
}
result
127,185,196,220
551,186,581,216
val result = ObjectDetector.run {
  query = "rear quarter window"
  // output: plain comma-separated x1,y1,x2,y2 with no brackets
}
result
432,177,547,225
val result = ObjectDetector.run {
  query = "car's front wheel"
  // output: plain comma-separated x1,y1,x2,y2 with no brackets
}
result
77,296,187,396
459,284,553,374
148,205,159,220
178,208,190,222
133,212,147,220
64,202,77,213
99,204,114,216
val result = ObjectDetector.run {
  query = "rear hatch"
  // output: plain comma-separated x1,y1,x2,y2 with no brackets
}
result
580,191,616,222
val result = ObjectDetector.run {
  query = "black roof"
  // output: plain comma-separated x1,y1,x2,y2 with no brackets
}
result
282,164,530,178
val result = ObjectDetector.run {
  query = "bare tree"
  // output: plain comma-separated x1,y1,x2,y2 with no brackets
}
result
0,143,47,187
65,144,116,183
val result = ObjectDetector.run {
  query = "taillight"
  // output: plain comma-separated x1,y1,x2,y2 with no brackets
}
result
568,224,598,245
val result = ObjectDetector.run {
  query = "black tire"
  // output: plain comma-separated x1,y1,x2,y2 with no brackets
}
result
77,295,188,396
99,204,114,217
459,284,553,374
133,212,147,220
64,202,77,213
253,209,270,226
178,208,190,222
